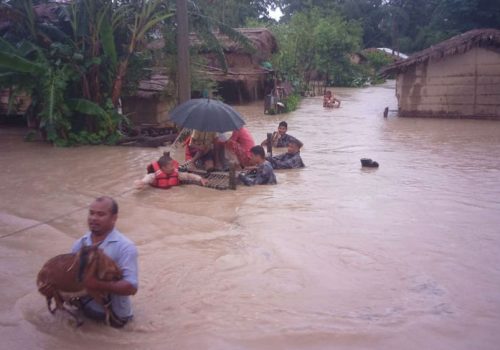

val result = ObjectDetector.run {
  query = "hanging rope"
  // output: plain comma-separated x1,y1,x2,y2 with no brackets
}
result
0,187,137,240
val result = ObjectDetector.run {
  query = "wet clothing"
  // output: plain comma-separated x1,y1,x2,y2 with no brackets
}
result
262,132,295,148
189,130,217,148
267,152,305,169
141,171,204,186
226,127,255,166
238,161,277,186
71,229,138,321
77,296,130,328
147,161,180,189
185,132,217,168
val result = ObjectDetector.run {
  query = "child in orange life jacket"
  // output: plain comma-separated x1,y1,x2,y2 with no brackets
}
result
134,152,208,189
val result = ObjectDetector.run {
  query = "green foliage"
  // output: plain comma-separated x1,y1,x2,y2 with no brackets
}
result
363,51,393,72
360,50,394,84
283,93,300,113
193,0,277,27
329,60,370,87
0,0,170,146
279,0,500,53
271,8,364,90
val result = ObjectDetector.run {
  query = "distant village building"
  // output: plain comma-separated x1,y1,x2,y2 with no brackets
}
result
123,28,277,125
121,70,173,125
190,28,278,104
382,29,500,120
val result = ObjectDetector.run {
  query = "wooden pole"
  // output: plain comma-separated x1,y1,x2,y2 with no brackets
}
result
229,164,237,190
176,0,190,104
266,132,273,157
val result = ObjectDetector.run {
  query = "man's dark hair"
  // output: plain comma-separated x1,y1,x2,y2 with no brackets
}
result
158,151,173,167
289,138,303,149
95,196,118,215
250,145,265,159
278,121,288,128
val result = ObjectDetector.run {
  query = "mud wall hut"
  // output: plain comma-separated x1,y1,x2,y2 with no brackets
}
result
382,29,500,120
190,28,278,104
121,70,176,126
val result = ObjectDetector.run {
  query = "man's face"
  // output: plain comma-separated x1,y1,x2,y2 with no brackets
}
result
278,126,287,135
88,199,117,236
287,143,299,154
250,152,261,165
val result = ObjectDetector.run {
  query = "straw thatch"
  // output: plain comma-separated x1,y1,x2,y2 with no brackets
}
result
381,29,500,75
189,28,278,56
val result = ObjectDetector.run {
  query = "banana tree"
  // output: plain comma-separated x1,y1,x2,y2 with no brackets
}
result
110,0,173,106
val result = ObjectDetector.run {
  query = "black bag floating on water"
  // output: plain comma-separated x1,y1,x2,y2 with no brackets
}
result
360,158,379,168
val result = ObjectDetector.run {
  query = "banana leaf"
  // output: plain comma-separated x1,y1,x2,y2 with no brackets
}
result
67,98,111,125
0,51,45,74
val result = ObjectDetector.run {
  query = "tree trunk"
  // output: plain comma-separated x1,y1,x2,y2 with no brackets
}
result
111,60,128,107
176,0,190,104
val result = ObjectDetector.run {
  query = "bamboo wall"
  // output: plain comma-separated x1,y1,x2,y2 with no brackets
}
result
396,47,500,119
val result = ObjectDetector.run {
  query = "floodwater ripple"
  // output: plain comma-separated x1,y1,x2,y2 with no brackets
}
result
1,81,500,349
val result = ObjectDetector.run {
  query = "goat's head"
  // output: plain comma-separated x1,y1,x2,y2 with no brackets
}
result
76,245,99,282
74,245,122,282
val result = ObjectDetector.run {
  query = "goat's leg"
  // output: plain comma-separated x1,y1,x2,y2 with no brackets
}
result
46,296,56,314
103,298,112,326
62,304,84,327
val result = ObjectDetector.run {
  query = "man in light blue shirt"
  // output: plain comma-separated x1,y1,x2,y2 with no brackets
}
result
72,196,138,327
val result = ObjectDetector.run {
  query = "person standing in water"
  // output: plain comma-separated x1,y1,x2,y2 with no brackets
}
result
72,196,138,328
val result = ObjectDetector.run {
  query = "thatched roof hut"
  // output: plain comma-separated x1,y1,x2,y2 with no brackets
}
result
382,29,500,75
138,27,278,109
189,28,278,59
190,28,278,103
381,29,500,120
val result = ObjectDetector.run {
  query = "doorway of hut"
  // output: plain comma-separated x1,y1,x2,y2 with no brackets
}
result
217,80,254,104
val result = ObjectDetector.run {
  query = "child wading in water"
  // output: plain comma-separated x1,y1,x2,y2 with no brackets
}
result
134,152,207,189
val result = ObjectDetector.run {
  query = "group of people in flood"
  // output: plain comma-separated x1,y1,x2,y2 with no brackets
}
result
134,120,305,190
64,122,305,328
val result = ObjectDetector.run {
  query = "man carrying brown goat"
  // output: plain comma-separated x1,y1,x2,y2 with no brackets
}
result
72,196,138,327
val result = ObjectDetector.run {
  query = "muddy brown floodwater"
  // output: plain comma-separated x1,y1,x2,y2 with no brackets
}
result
1,81,500,350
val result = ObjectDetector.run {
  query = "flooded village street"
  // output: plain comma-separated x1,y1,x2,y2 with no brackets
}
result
1,81,500,349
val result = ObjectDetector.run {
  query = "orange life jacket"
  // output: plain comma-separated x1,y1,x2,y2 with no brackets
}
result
149,160,180,189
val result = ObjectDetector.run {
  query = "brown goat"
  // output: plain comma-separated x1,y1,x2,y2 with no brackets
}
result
37,245,122,326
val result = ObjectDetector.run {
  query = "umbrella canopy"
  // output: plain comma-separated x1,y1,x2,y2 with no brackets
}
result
169,98,245,132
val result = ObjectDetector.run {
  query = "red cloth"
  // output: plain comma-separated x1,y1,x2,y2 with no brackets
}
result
184,136,193,161
226,127,255,166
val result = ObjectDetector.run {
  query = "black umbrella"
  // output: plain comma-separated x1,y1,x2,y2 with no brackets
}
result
169,98,245,132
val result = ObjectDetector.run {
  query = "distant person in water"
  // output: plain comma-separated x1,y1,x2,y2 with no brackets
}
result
323,90,341,108
260,121,296,148
134,152,207,189
267,138,305,169
238,146,277,186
